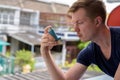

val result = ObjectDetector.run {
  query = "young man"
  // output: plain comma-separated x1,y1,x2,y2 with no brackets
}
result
40,0,120,80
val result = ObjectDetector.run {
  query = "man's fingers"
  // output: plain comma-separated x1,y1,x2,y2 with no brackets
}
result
44,26,52,33
41,34,48,39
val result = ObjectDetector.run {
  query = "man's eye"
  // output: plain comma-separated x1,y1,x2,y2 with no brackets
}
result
77,22,84,24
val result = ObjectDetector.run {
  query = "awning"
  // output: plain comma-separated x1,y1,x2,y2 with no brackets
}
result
0,40,10,52
8,31,41,46
0,40,10,46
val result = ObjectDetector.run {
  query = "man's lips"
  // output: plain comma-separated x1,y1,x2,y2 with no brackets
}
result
77,34,82,38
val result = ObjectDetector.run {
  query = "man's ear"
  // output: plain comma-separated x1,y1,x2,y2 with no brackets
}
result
95,19,99,25
95,16,102,25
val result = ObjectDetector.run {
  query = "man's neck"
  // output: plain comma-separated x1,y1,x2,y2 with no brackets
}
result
92,25,111,49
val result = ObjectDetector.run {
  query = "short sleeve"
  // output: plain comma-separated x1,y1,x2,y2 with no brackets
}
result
77,43,94,66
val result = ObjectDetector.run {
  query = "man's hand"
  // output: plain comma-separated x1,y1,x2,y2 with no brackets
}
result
40,26,58,55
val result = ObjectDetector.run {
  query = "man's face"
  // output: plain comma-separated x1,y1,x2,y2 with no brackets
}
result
71,8,98,42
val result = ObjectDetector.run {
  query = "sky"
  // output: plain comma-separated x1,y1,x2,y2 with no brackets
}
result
39,0,120,13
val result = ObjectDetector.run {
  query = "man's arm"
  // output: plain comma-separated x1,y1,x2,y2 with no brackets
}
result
65,63,87,80
41,50,87,80
40,26,88,80
114,64,120,80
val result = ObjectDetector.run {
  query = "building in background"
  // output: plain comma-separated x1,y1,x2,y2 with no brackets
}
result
0,0,69,55
0,0,119,70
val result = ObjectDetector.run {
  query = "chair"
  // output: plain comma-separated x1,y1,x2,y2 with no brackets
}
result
107,5,120,27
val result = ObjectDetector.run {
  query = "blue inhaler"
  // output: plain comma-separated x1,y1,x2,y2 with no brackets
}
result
48,28,61,41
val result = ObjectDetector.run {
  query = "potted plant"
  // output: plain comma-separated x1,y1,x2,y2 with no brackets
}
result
15,49,35,73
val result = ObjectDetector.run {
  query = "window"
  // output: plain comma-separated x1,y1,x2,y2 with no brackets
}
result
20,12,31,26
0,9,14,25
107,0,120,3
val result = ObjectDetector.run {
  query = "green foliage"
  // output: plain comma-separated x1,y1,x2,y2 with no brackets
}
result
5,51,11,57
61,59,76,68
15,49,35,71
87,64,102,72
62,59,102,72
77,41,90,50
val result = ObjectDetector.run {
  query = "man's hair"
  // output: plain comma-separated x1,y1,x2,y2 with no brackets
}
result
68,0,106,23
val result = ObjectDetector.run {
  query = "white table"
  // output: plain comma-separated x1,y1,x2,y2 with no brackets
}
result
84,74,113,80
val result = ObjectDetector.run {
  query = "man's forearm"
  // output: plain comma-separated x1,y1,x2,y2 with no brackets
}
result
42,51,65,80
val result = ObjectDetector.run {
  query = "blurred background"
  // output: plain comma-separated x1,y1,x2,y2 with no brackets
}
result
0,0,119,79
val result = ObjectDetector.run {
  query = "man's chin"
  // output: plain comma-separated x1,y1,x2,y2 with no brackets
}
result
80,38,89,42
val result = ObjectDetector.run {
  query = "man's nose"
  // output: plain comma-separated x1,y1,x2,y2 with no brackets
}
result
72,23,76,27
73,24,78,31
75,27,79,32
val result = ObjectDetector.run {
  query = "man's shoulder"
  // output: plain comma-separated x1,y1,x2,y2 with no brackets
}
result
110,27,120,40
110,27,120,45
80,42,95,54
110,27,120,33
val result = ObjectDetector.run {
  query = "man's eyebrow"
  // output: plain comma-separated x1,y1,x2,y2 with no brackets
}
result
70,19,81,25
72,19,82,23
